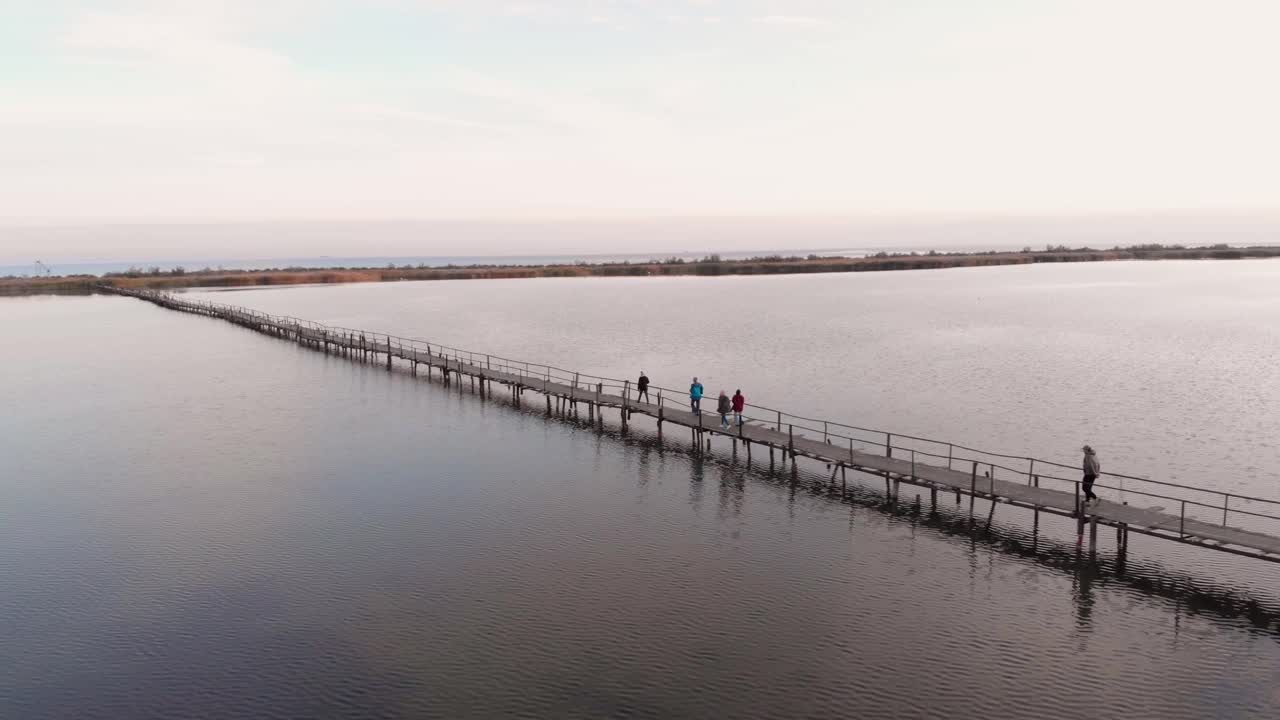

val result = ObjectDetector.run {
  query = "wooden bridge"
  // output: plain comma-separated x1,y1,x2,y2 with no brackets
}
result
109,287,1280,565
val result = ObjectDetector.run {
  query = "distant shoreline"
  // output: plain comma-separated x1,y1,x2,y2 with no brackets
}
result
4,244,1279,295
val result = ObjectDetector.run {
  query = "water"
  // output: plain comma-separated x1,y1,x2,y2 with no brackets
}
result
3,261,1280,719
188,259,1280,500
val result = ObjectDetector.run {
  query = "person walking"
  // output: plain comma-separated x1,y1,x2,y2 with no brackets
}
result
1082,445,1101,505
717,390,732,429
731,389,745,427
689,377,704,414
636,371,650,403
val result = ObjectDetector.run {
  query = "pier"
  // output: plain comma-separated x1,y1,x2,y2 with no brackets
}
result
109,287,1280,565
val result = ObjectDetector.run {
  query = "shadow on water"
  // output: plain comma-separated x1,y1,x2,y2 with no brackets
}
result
265,325,1280,640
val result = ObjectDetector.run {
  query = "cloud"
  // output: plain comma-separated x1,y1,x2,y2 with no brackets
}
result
351,103,520,136
435,67,672,143
58,9,294,98
752,15,834,30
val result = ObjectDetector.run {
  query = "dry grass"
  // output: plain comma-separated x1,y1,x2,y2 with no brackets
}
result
4,246,1278,295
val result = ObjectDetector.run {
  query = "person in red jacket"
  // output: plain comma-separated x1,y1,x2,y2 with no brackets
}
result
731,389,745,427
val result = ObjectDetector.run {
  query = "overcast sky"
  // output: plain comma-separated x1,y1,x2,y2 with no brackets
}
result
2,0,1278,259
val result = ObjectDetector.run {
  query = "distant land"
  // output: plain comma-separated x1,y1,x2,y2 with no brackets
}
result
5,244,1279,295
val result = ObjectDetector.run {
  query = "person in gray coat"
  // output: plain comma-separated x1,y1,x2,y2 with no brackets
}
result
1082,445,1101,505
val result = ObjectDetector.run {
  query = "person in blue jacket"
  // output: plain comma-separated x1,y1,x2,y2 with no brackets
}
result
689,377,704,414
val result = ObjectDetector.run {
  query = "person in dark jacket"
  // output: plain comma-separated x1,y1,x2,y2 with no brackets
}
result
689,377,703,414
636,371,650,403
717,390,732,429
1082,445,1101,505
731,389,745,426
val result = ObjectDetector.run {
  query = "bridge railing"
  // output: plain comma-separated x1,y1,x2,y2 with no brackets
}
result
120,287,1280,541
754,411,1280,538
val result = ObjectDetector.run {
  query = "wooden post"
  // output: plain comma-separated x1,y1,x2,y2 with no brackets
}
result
1089,515,1099,553
788,425,794,456
1119,502,1129,553
885,433,892,458
1222,495,1229,526
1027,458,1035,485
1076,482,1086,539
969,461,977,517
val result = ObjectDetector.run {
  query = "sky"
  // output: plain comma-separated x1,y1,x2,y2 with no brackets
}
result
2,0,1278,260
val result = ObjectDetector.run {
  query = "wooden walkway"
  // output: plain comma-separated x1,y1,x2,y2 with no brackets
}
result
109,287,1280,565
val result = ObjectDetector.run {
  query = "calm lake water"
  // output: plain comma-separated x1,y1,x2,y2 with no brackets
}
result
4,260,1280,718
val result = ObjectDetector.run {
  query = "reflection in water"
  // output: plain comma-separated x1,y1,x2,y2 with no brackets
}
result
715,463,745,524
5,293,1280,720
654,419,1280,638
1072,560,1098,633
455,367,1280,639
687,453,705,510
